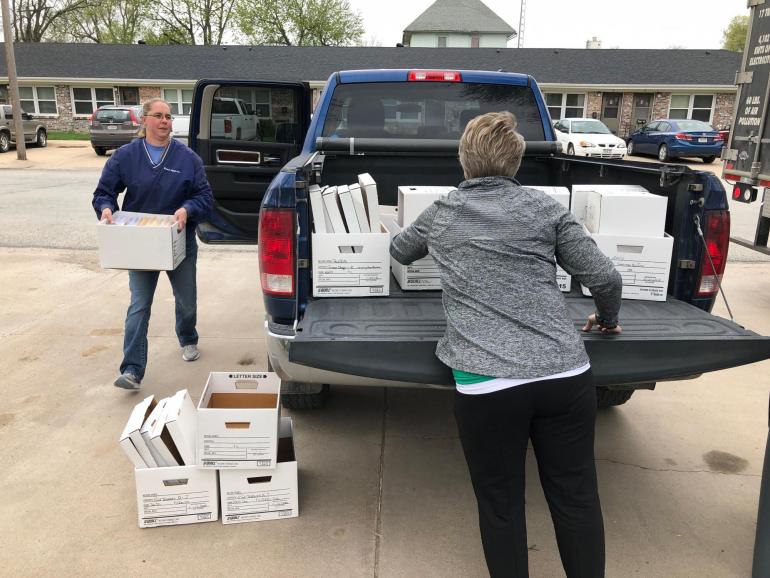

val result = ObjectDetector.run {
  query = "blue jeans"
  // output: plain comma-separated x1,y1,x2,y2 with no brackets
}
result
120,239,198,381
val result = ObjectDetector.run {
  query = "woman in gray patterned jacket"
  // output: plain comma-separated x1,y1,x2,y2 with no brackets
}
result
390,111,623,578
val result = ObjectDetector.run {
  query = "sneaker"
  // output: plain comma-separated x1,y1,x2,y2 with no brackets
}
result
182,344,200,362
114,372,141,390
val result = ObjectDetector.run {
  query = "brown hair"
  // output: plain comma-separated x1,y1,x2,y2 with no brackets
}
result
137,98,171,138
458,111,525,179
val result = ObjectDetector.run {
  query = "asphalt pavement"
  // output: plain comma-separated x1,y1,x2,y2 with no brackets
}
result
1,144,769,577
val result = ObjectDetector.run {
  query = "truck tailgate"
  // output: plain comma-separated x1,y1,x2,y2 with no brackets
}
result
290,293,770,386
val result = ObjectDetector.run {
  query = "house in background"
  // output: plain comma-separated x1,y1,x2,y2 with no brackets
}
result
0,43,740,138
402,0,516,48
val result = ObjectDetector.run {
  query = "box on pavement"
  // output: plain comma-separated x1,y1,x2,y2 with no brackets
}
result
134,465,218,528
311,224,390,297
382,215,441,291
197,372,281,469
120,395,158,468
583,189,667,236
148,389,197,466
97,211,185,270
397,185,456,227
220,417,299,524
581,233,674,301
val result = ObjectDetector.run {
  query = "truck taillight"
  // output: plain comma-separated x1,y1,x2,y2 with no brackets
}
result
696,210,730,297
258,209,295,297
224,119,232,133
408,70,462,82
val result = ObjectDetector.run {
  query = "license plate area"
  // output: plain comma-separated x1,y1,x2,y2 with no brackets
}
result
698,137,707,143
107,125,118,130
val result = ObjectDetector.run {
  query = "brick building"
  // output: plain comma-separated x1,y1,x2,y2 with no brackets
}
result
0,43,741,138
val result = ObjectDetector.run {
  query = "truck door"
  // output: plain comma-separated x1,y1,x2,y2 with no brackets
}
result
191,80,312,243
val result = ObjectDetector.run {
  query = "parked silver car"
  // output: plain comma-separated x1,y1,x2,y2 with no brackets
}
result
0,105,48,153
89,105,142,156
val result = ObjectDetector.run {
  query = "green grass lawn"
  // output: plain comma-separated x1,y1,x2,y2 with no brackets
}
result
47,131,90,141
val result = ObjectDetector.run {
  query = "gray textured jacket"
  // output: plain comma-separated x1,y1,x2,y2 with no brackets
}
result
390,176,623,378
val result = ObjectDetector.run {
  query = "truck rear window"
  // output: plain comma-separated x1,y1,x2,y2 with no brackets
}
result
321,82,545,141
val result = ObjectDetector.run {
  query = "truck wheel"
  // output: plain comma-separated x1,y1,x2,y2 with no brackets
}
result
35,129,47,147
596,387,634,408
280,382,330,409
0,132,9,153
93,146,107,156
567,143,575,155
702,156,716,164
658,144,670,162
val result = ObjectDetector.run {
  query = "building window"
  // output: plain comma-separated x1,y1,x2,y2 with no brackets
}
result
218,87,272,118
72,87,114,116
471,35,480,48
437,36,447,48
19,86,57,115
669,94,714,123
163,88,193,115
545,92,586,120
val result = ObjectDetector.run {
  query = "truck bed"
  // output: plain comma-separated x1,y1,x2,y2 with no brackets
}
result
289,280,770,387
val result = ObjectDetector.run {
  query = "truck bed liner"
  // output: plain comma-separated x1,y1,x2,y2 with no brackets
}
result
290,289,770,386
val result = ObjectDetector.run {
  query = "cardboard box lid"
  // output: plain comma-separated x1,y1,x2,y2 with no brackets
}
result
149,389,197,466
120,395,156,441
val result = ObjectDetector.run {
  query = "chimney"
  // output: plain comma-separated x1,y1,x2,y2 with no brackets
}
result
586,37,602,49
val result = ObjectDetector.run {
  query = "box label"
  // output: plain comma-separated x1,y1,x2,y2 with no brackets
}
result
202,434,274,465
140,489,214,525
315,259,386,287
224,486,295,517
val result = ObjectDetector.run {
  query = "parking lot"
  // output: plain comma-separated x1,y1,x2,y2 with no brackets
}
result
1,145,770,576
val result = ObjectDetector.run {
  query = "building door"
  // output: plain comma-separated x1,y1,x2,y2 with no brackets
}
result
631,94,653,132
119,87,139,105
601,93,622,134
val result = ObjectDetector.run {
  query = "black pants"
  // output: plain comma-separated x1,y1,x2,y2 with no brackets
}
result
454,370,604,578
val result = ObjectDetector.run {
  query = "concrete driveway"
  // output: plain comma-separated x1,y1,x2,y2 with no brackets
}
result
1,147,770,577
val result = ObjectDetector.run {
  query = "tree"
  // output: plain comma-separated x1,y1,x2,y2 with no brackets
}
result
152,0,238,45
236,0,364,46
11,0,93,41
50,0,151,43
723,15,748,53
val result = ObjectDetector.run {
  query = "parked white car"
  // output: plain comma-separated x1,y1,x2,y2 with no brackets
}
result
553,118,627,159
211,97,259,140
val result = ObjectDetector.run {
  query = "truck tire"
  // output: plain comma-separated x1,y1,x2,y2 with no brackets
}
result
702,156,716,164
280,382,330,410
658,144,670,162
596,387,634,408
0,131,9,153
93,146,107,156
35,129,47,147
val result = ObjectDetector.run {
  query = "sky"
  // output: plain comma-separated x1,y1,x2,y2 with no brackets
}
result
348,0,749,49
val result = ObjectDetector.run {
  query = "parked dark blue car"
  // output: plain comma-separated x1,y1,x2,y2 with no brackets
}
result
627,119,724,163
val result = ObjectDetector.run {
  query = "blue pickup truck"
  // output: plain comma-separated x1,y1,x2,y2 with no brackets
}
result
191,69,770,409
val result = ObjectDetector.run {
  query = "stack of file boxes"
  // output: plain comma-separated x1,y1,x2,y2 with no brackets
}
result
119,372,298,528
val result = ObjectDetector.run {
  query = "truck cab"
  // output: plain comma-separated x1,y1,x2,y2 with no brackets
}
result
191,70,770,410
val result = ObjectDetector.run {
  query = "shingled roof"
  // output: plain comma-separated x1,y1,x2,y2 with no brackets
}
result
0,43,741,88
403,0,516,43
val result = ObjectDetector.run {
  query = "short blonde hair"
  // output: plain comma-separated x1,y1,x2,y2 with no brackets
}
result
459,111,525,179
137,98,171,138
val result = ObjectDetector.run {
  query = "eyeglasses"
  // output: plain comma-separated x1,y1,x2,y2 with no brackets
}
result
145,112,173,121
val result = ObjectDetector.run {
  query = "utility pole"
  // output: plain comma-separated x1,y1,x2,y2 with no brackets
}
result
1,0,27,160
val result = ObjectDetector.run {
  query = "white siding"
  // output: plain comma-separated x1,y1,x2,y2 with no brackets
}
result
479,34,508,48
409,31,507,48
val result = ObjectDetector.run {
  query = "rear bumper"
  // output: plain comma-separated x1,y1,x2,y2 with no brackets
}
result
277,292,770,388
669,143,723,157
90,134,135,148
